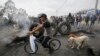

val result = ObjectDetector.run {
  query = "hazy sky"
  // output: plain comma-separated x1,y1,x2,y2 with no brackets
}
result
0,0,100,17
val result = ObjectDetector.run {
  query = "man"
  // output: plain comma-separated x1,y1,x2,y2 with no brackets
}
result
67,13,74,25
89,14,97,32
85,15,89,26
76,15,82,29
28,13,54,54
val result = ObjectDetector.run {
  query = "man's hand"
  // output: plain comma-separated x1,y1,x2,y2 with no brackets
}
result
27,31,33,35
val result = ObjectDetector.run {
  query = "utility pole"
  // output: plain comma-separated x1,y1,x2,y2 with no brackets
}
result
95,0,98,14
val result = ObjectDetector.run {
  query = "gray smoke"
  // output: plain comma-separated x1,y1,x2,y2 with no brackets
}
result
0,0,33,44
0,16,31,44
0,25,15,44
0,12,32,44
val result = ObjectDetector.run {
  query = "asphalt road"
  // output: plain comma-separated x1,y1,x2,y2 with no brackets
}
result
0,22,100,56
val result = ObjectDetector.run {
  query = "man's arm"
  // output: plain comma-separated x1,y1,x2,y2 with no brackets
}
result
30,24,43,34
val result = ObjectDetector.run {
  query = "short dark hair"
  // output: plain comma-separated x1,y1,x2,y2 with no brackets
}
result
38,13,47,18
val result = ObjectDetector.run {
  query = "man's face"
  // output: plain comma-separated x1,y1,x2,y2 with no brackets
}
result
40,16,46,22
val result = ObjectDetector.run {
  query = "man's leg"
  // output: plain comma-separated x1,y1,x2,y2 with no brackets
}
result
38,36,44,43
42,36,51,48
77,22,81,29
42,36,54,54
89,21,95,32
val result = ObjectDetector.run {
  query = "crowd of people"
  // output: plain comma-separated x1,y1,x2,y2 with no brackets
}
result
50,13,100,32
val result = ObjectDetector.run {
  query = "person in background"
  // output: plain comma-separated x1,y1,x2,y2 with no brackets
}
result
85,15,90,27
72,15,75,26
76,15,82,29
59,16,63,22
67,13,74,25
98,14,100,23
74,15,78,28
89,14,97,32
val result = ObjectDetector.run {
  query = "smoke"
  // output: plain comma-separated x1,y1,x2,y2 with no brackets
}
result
0,17,32,44
0,1,33,44
0,12,32,44
0,25,15,44
12,13,31,37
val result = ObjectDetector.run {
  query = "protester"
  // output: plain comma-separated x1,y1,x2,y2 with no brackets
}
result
89,14,97,32
76,15,82,29
97,14,100,23
28,13,54,54
85,15,90,27
66,13,74,25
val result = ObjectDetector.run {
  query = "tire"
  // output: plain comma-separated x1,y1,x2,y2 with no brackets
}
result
58,22,71,35
48,39,61,50
24,42,38,54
